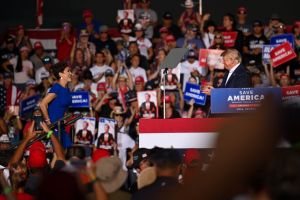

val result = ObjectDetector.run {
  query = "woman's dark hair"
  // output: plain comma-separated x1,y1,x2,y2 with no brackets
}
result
82,69,93,80
15,54,23,72
51,61,69,80
224,13,236,28
65,146,86,160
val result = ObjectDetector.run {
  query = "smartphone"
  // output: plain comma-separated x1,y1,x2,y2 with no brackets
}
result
33,115,44,131
8,106,19,116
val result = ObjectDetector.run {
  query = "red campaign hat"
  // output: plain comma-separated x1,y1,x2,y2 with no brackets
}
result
165,34,176,43
82,9,93,18
97,82,106,91
237,6,247,14
28,141,47,168
183,149,202,166
34,41,43,50
17,25,24,31
159,27,169,34
163,95,172,103
92,148,110,163
135,76,145,84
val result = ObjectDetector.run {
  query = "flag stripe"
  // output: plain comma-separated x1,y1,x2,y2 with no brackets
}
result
139,118,224,133
139,132,218,148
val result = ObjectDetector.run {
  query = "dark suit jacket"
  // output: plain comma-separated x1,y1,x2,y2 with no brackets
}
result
220,64,252,88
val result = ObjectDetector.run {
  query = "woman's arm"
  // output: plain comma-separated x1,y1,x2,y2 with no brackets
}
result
40,93,56,124
0,118,7,134
40,122,65,160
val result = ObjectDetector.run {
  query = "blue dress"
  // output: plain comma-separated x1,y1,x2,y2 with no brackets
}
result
48,83,72,148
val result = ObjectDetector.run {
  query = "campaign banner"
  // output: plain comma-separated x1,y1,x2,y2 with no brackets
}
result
282,85,300,102
184,82,207,106
222,31,238,47
270,34,295,49
70,91,90,108
20,95,41,116
262,44,278,64
270,42,297,67
199,49,224,69
211,88,282,114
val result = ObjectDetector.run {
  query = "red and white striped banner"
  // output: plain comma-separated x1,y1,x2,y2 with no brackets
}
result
139,118,224,149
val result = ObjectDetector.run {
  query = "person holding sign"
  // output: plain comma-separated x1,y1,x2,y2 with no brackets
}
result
40,62,72,148
221,14,244,52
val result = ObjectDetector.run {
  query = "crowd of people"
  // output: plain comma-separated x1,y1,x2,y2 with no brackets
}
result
0,0,300,199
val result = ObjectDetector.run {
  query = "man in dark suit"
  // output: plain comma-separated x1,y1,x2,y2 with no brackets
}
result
220,48,251,88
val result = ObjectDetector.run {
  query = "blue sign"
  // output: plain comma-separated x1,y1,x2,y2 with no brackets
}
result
270,34,295,49
70,91,90,108
184,82,207,106
20,95,41,116
211,88,282,114
262,44,278,64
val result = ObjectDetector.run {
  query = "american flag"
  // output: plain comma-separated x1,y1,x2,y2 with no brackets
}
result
139,118,224,149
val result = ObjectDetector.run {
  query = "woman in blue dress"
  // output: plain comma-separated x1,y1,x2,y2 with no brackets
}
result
40,61,72,148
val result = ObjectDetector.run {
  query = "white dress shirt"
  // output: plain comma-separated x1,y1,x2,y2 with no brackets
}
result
225,63,240,85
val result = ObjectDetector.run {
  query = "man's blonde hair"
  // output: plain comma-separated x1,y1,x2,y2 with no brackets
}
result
221,48,242,63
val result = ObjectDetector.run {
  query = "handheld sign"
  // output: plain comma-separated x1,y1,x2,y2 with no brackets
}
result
74,117,96,145
211,88,282,114
199,49,224,69
282,85,300,102
270,42,297,67
222,32,238,47
262,44,278,64
70,91,90,108
20,95,41,116
270,34,295,49
184,82,207,106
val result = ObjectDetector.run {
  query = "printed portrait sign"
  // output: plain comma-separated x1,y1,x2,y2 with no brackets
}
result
160,67,181,91
138,90,158,119
199,49,224,69
270,42,297,67
222,32,238,47
117,9,135,23
74,117,96,145
95,118,116,149
211,88,282,114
